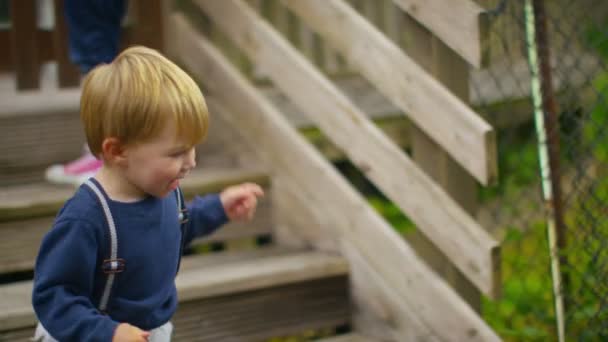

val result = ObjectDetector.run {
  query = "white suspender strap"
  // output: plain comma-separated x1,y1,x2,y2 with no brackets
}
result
176,187,183,222
83,180,120,313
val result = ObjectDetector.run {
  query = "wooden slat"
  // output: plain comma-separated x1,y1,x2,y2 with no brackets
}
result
172,276,349,341
0,280,32,331
341,240,438,341
282,0,497,185
0,168,270,222
402,11,482,309
391,0,489,68
0,28,12,72
170,14,500,340
0,327,33,342
190,0,499,297
52,0,80,87
131,0,164,51
9,0,40,90
176,251,348,301
317,333,378,342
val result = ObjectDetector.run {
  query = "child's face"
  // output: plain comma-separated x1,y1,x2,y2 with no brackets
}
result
122,121,196,198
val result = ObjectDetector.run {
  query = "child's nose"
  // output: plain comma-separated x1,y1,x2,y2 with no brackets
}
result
184,148,196,170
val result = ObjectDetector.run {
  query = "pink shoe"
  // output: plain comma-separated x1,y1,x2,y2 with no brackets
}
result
45,152,103,186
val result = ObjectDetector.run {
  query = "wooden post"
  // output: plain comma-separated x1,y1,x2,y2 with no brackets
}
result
52,0,80,87
10,0,40,90
132,0,164,51
403,13,482,311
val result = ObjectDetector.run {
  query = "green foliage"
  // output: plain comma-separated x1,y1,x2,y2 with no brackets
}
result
367,196,416,235
585,72,608,162
479,123,540,203
482,223,556,341
586,24,608,61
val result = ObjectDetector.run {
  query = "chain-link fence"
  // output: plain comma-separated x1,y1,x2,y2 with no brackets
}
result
473,0,608,340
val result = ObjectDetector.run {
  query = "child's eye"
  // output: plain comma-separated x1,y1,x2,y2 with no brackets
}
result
169,150,186,158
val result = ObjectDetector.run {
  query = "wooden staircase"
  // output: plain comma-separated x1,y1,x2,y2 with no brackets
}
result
0,167,366,341
0,0,506,341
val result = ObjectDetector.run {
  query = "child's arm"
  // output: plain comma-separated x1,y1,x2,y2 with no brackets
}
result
183,183,264,245
32,218,121,341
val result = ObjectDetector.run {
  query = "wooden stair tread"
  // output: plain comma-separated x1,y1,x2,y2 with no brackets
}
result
0,88,80,118
0,248,348,331
176,249,349,301
0,167,269,222
317,333,377,342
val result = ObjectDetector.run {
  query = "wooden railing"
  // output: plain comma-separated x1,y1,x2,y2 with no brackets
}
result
168,0,502,340
0,0,164,90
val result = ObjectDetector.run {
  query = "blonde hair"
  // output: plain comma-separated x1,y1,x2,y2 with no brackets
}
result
80,46,208,156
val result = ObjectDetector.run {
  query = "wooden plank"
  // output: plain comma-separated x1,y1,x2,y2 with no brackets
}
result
190,0,499,297
131,0,164,51
9,0,40,90
258,75,401,128
0,168,270,222
281,0,497,185
404,14,485,310
0,28,12,72
342,241,439,341
0,280,32,331
173,276,349,341
170,14,500,340
391,0,489,68
317,333,378,342
52,0,80,87
177,251,348,301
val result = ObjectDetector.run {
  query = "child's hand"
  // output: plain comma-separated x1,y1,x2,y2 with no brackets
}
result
220,183,264,221
113,323,150,342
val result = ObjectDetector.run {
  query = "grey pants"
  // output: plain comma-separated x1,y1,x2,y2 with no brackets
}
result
33,321,173,342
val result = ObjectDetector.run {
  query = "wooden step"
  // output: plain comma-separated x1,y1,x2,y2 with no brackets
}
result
0,167,272,275
0,248,350,341
0,167,269,222
317,333,378,342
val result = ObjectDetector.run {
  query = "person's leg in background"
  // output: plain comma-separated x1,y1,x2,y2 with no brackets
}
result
45,0,127,186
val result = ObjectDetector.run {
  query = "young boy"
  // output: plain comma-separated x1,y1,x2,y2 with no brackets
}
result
32,46,264,342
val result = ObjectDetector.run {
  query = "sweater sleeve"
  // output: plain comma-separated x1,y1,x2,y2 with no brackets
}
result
32,218,119,342
183,194,228,246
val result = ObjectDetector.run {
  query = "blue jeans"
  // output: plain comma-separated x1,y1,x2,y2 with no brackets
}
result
64,0,127,74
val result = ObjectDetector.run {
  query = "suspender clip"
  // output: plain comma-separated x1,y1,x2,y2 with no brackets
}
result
101,258,126,274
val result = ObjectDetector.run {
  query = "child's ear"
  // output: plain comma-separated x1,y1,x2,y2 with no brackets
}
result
101,137,127,165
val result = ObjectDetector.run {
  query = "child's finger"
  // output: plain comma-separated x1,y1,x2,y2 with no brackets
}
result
242,183,264,197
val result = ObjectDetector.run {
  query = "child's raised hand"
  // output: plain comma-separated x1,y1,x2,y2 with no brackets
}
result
220,183,264,221
113,323,150,342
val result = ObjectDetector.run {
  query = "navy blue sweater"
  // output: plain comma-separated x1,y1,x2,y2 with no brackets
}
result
32,179,228,341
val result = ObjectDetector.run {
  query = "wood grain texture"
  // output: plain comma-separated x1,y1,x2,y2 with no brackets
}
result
171,13,500,340
282,0,497,185
190,0,499,297
391,0,489,68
